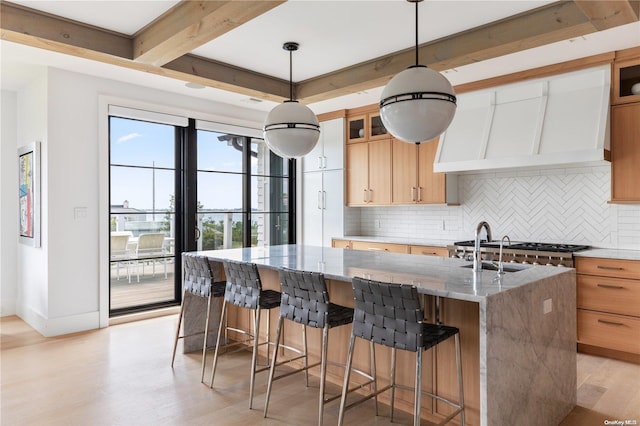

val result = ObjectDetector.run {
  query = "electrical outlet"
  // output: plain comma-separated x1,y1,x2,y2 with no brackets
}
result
442,219,446,231
543,298,552,314
374,219,381,228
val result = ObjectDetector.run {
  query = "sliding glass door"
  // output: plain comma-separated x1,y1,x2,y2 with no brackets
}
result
109,117,178,314
108,113,294,316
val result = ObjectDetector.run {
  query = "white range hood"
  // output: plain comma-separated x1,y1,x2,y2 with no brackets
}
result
434,65,611,173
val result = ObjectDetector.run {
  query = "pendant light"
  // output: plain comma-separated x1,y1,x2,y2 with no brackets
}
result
379,0,457,144
263,42,320,159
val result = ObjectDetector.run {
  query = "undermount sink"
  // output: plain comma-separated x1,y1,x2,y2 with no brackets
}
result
461,261,529,273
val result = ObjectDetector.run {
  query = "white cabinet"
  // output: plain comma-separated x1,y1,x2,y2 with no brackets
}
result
301,118,345,247
303,118,344,172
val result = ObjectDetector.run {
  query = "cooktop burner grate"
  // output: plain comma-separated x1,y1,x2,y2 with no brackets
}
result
452,240,590,253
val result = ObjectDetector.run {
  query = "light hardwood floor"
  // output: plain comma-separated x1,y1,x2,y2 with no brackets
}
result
1,315,638,426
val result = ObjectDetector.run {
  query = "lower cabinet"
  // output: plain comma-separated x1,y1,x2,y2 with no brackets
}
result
331,239,449,258
350,240,409,254
575,257,640,362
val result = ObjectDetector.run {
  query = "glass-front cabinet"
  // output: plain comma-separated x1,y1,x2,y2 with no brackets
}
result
346,110,388,143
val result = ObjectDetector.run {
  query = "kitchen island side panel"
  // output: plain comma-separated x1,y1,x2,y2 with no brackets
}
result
484,271,577,426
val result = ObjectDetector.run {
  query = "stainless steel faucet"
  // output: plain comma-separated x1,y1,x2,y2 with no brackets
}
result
498,235,511,275
473,221,493,271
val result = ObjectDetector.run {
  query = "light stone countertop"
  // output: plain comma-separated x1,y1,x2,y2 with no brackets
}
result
574,248,640,261
196,244,575,304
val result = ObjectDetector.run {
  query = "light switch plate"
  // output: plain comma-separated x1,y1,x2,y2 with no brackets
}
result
543,298,552,314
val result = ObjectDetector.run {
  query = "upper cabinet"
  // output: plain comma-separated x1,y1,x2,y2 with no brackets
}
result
391,138,457,205
346,108,389,144
346,139,391,206
611,48,640,204
612,48,640,105
303,116,345,173
434,65,611,173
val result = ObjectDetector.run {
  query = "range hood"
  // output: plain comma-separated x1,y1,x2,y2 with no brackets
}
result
434,65,610,173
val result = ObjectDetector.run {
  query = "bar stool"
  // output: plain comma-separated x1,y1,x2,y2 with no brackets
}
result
338,277,465,426
171,253,226,383
209,260,282,409
264,269,376,426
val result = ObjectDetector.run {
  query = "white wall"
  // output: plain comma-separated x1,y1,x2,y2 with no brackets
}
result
1,66,266,335
1,90,18,316
359,165,640,249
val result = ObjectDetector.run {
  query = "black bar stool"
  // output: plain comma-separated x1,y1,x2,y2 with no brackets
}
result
171,253,226,383
338,277,465,426
264,268,376,426
209,260,281,409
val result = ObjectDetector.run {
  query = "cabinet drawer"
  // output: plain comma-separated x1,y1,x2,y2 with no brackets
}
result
332,239,351,249
577,309,640,354
351,241,409,254
577,275,640,316
409,245,448,257
575,257,640,280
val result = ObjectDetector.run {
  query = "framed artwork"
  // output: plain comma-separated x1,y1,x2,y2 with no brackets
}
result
18,142,41,247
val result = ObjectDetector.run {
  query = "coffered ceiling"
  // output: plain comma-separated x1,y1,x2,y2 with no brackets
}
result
1,0,639,114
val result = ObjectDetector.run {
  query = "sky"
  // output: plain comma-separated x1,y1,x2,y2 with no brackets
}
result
109,117,272,212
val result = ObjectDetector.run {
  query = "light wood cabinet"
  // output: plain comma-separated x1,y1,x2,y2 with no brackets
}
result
611,102,640,203
346,109,389,144
392,138,455,205
350,241,409,254
346,139,391,206
331,239,352,249
612,48,640,105
409,245,449,257
575,256,640,361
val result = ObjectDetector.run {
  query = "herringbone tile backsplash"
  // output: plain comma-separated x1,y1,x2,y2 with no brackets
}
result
357,165,640,249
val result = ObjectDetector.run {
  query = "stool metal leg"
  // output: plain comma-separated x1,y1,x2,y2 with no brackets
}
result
171,289,187,368
210,299,228,388
390,347,396,422
456,333,465,425
318,325,329,426
415,349,422,426
303,323,309,387
263,315,284,418
370,340,378,416
337,334,356,426
200,293,212,383
249,306,262,409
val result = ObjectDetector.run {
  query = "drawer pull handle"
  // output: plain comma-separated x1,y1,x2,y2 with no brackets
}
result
368,247,388,251
422,251,437,255
597,319,624,326
597,265,624,271
596,284,625,289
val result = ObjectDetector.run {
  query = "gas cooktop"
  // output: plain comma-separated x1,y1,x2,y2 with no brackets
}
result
452,240,590,253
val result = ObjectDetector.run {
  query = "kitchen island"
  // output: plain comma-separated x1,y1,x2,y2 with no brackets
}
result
196,244,576,426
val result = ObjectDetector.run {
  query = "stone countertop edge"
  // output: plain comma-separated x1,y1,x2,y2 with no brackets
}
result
574,248,640,261
195,244,575,304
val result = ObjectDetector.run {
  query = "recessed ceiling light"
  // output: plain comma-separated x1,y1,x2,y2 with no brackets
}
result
185,82,206,89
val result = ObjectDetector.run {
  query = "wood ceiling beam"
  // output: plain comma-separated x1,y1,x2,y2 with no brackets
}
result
0,2,132,58
0,1,290,101
133,1,285,67
296,1,638,103
573,0,640,31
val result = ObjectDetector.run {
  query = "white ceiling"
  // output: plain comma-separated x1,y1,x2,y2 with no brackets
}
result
2,0,640,115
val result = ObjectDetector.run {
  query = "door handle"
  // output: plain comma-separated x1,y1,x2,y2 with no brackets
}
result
411,187,416,201
363,189,368,203
323,191,326,210
318,191,322,209
318,156,322,169
195,226,201,241
417,186,422,202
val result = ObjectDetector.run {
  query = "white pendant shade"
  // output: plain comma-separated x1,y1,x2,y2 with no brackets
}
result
380,66,457,143
263,100,320,159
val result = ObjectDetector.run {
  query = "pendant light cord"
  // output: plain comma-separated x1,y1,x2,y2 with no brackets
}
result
415,0,419,66
289,49,294,101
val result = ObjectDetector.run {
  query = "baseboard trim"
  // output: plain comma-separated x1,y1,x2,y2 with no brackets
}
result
16,305,100,337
